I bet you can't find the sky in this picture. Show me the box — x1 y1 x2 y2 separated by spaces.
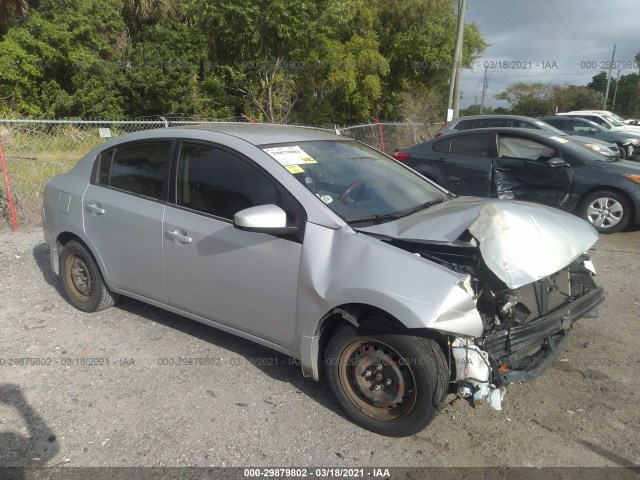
460 0 640 108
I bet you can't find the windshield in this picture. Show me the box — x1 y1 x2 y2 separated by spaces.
604 116 625 127
261 140 446 223
608 112 626 122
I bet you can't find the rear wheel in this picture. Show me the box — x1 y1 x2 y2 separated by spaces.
325 322 447 437
578 190 631 234
59 240 118 312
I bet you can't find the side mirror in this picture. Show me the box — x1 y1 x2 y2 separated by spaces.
233 204 298 235
590 128 598 133
546 157 569 168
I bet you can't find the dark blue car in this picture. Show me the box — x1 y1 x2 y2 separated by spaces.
394 127 640 233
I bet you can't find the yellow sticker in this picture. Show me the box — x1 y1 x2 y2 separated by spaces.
264 146 318 165
285 164 305 174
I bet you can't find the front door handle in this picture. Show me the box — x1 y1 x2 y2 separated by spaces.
166 230 192 244
86 203 105 215
495 167 511 172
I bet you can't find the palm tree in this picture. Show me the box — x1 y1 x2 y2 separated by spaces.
123 0 184 22
0 0 29 35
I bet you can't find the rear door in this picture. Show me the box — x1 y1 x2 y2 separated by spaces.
162 141 304 350
83 141 172 302
427 132 493 196
492 134 574 208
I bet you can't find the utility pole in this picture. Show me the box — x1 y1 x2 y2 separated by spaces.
447 0 466 121
612 69 621 111
452 0 467 118
480 65 488 114
603 44 616 110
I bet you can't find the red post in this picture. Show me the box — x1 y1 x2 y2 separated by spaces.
240 113 257 124
0 144 18 230
372 116 386 153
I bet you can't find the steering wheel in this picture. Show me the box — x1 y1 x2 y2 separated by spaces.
337 181 364 203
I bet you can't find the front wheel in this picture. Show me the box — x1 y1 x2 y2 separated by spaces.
325 323 448 437
578 190 631 234
59 240 118 312
617 145 628 159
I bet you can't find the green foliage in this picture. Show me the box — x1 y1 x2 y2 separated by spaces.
494 80 627 117
0 0 489 124
495 82 555 116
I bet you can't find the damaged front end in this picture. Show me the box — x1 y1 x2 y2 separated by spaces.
376 201 605 409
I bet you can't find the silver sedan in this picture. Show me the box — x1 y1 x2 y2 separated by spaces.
43 124 604 436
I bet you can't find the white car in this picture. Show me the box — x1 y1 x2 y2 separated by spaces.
559 110 640 134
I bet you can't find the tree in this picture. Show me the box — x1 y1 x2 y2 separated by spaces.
0 0 489 123
0 0 28 36
551 84 603 112
495 82 554 116
0 0 128 117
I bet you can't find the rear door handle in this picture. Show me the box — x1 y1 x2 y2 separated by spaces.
432 158 446 163
86 203 105 215
166 230 192 244
495 167 511 172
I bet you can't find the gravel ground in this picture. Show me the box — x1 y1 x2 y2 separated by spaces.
0 227 639 468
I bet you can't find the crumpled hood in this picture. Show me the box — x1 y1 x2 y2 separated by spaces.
358 197 598 289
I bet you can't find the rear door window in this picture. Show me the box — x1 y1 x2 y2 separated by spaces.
97 142 172 200
449 133 491 156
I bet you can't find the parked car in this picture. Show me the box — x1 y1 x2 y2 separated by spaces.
394 127 640 233
44 125 605 437
558 110 640 134
436 114 620 159
540 115 640 160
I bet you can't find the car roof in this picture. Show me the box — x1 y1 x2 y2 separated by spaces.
449 114 537 122
174 123 340 145
432 127 561 139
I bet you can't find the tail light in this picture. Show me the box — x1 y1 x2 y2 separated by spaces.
393 151 410 162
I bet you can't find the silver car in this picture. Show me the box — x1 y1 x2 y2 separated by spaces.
43 124 604 437
437 114 621 159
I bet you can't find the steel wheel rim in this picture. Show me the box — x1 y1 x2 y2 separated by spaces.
65 254 93 303
586 197 623 228
338 339 417 421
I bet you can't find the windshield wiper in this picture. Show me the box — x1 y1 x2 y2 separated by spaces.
397 197 445 217
348 197 446 225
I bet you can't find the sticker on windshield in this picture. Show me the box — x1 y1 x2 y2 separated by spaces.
264 145 318 166
285 164 305 174
549 136 569 143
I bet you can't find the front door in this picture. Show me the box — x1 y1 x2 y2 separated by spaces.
492 134 574 208
162 141 303 350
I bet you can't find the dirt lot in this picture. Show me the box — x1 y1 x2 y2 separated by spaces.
1 227 639 469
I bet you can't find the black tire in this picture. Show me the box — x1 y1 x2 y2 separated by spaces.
618 145 627 160
59 240 118 312
578 190 631 234
325 322 447 437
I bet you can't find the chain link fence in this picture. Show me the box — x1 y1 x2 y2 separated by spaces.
0 118 439 228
